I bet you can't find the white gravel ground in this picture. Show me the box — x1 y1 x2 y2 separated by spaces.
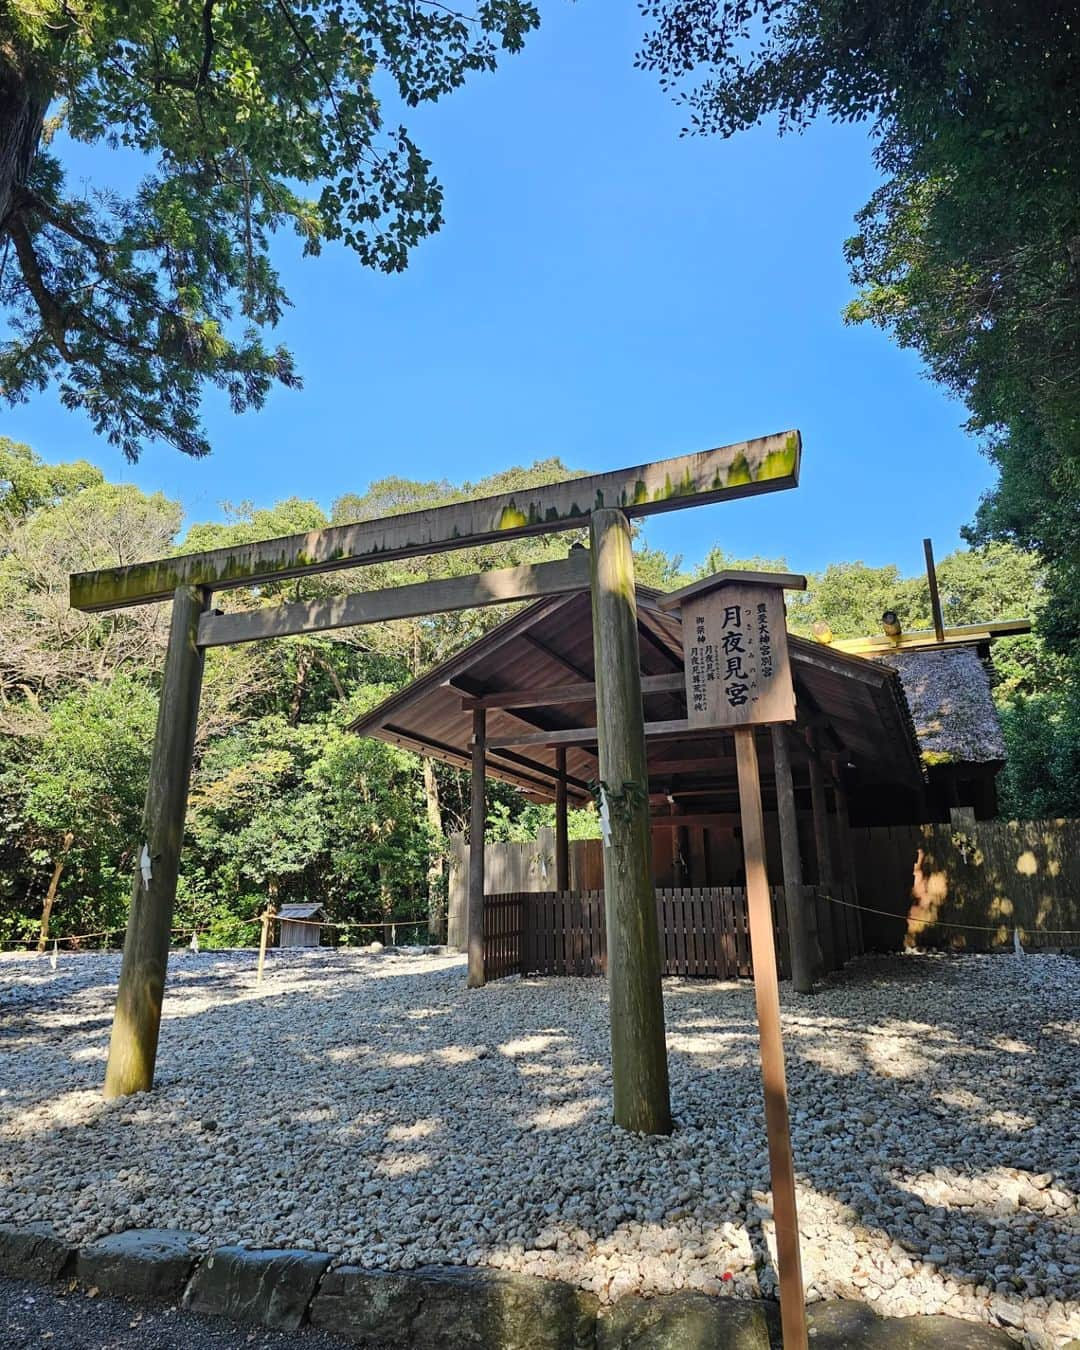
0 948 1077 1347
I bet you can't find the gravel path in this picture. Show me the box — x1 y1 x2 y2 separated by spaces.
0 1273 352 1348
0 948 1076 1348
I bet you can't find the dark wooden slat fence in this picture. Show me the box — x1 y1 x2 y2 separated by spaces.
483 884 860 981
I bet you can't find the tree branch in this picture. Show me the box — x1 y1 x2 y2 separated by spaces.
8 213 71 359
197 0 215 89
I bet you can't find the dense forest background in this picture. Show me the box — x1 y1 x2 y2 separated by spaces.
1 436 1075 950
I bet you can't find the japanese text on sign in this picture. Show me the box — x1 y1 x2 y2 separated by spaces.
683 583 795 728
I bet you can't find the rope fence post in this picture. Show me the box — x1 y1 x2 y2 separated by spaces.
256 906 275 986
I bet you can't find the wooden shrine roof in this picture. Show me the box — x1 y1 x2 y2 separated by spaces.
349 586 925 804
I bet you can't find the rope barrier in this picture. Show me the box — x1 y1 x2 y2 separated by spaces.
0 925 209 953
1 915 431 953
274 915 428 929
817 889 1080 940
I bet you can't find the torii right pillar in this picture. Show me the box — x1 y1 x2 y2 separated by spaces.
590 508 672 1136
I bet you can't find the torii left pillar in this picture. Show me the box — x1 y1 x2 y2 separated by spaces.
104 586 209 1098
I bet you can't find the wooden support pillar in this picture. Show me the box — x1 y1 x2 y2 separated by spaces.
771 725 817 995
555 746 570 892
806 733 834 890
103 586 209 1098
672 803 689 888
589 508 672 1136
832 777 864 954
735 727 808 1349
468 707 486 988
806 732 837 973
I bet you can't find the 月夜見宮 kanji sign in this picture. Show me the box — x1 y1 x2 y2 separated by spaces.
682 581 796 729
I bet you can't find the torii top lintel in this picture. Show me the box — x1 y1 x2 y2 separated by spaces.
69 430 801 613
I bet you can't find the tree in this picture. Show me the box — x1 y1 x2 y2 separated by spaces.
638 1 1080 657
0 1 539 459
0 471 180 728
0 436 101 515
18 674 158 944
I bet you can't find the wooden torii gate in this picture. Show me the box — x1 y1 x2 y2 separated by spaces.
68 430 801 1127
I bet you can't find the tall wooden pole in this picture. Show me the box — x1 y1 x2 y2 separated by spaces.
735 726 808 1350
467 706 487 988
923 537 945 643
770 726 816 995
555 746 570 892
589 508 671 1136
103 586 208 1098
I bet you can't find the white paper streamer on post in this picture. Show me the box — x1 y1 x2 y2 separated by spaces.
139 844 153 889
599 789 611 846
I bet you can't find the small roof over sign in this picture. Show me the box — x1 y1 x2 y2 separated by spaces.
278 903 325 920
658 569 808 612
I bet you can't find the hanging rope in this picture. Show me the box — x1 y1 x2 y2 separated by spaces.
817 889 1080 939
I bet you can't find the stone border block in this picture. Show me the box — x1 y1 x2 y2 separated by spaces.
807 1301 1017 1348
76 1228 201 1300
183 1245 331 1330
309 1266 425 1345
0 1223 74 1282
310 1264 599 1349
597 1290 771 1348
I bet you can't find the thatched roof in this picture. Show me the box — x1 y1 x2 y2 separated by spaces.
874 647 1005 766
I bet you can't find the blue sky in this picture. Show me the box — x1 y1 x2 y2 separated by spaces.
3 1 994 578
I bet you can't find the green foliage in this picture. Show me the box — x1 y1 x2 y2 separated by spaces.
0 437 101 516
0 1 539 459
997 678 1080 821
486 799 600 843
638 1 1080 665
13 674 158 940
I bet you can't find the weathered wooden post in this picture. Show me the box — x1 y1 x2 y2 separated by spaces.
103 586 209 1098
467 706 487 988
735 727 808 1348
661 568 809 1350
555 747 570 892
256 906 274 987
589 508 672 1136
770 725 817 994
806 731 834 891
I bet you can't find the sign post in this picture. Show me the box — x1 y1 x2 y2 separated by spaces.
660 569 809 1350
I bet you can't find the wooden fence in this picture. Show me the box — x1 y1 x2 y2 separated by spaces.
851 817 1080 951
483 884 862 981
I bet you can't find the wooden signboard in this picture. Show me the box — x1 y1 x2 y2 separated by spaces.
661 567 808 1350
681 581 796 728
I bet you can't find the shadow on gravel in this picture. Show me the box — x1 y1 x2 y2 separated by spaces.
0 950 1075 1333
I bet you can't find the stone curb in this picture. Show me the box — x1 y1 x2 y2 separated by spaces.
0 1225 1023 1348
76 1228 201 1300
0 1223 75 1283
184 1245 331 1331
